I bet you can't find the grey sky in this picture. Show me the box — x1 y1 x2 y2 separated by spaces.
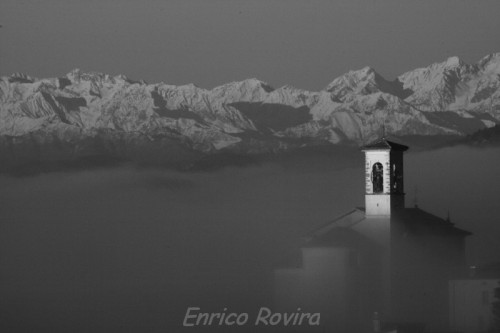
1 0 499 90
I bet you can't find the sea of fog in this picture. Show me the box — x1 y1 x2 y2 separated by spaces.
0 145 499 332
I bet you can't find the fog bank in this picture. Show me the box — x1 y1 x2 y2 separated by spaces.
0 145 498 331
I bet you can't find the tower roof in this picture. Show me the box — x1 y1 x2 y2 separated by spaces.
361 138 409 151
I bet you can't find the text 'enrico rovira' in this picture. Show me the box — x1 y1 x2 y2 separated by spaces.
183 307 320 327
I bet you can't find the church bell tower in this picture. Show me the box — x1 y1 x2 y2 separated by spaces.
362 138 409 217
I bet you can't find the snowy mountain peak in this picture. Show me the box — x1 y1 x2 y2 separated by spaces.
66 68 83 83
213 78 273 91
8 72 35 83
443 56 464 68
337 66 376 81
323 66 400 101
65 69 137 86
276 84 297 91
478 53 500 72
263 85 317 107
324 66 379 91
397 54 500 111
237 78 274 92
358 66 376 75
210 78 274 103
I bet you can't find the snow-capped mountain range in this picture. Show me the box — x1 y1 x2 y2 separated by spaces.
1 53 499 166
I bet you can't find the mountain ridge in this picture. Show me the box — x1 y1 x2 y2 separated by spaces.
1 53 499 170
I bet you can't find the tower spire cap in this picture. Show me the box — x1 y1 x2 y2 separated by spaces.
361 138 409 151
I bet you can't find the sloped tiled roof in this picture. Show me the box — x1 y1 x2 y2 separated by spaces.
392 207 472 236
306 208 366 241
304 226 377 248
304 206 471 248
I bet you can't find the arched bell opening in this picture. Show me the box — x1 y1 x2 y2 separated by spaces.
371 162 383 193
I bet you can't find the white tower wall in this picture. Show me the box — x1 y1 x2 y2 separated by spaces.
364 150 391 216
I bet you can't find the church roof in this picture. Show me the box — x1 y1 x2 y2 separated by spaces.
305 206 471 248
361 138 409 151
304 225 378 248
307 208 366 241
393 207 472 236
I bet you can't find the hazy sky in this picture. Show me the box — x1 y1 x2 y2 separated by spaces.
1 0 499 90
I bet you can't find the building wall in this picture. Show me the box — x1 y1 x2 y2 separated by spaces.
449 279 499 333
391 226 468 331
274 247 358 331
351 216 392 325
274 238 392 332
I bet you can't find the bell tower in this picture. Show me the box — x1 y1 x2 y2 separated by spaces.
361 138 408 217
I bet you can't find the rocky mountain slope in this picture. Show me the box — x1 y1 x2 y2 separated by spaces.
1 53 499 170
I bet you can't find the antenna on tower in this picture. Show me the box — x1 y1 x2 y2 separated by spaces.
446 210 451 223
413 186 419 208
379 123 387 140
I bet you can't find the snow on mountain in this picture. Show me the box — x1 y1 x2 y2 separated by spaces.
210 78 273 103
263 85 318 108
324 67 412 101
1 53 499 166
399 54 500 114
